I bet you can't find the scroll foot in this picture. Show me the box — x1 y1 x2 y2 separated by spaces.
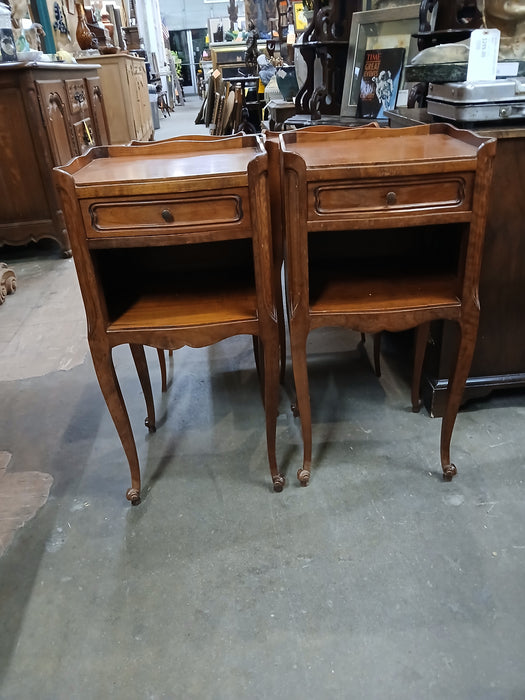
144 417 156 433
297 468 310 486
126 488 141 505
442 464 457 481
272 474 285 492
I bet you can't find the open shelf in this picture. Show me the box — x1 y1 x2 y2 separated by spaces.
93 239 257 331
307 224 463 313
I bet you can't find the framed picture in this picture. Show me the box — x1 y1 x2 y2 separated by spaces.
293 2 308 32
341 4 420 117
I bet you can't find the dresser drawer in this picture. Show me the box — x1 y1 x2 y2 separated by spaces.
310 173 474 221
81 192 250 239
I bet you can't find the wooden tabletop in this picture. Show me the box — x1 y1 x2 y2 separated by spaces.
71 150 258 186
280 129 481 170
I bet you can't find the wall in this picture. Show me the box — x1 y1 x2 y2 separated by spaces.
159 0 244 32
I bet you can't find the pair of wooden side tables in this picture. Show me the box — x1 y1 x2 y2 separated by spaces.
54 125 496 504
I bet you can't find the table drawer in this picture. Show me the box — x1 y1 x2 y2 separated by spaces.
82 193 248 238
310 174 474 220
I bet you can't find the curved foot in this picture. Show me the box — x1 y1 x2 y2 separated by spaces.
442 463 457 481
272 474 285 492
144 417 156 433
297 468 310 486
126 487 141 505
62 249 73 259
291 402 300 418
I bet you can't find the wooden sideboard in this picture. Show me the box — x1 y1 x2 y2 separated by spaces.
388 108 525 416
77 53 153 144
0 62 108 254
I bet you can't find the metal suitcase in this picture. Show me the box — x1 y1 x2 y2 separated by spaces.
427 78 525 122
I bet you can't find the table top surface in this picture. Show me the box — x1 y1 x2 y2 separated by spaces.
60 140 263 189
280 128 482 169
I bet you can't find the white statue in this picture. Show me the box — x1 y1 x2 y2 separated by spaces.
484 0 525 59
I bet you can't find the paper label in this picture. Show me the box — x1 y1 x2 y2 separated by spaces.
467 28 500 82
497 62 519 77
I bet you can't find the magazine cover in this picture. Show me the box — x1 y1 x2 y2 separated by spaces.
356 48 406 119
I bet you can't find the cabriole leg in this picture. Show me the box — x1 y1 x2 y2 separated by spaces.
130 344 156 433
91 343 142 504
289 329 312 486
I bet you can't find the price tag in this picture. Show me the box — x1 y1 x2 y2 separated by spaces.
467 28 500 82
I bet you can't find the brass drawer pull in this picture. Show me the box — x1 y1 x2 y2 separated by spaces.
386 191 397 205
161 209 174 223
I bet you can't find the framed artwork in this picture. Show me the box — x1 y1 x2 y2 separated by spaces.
341 3 420 117
293 2 308 32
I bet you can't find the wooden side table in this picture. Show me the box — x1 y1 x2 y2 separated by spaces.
54 135 283 503
280 124 496 485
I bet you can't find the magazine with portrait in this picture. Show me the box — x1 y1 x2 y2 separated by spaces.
356 48 405 119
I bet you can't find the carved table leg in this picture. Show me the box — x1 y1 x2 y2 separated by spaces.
157 348 168 393
440 316 479 480
90 342 142 504
411 322 430 413
262 331 285 492
290 328 312 486
130 344 156 433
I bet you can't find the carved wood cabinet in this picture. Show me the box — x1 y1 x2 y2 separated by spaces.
0 62 109 254
388 108 525 415
77 53 153 144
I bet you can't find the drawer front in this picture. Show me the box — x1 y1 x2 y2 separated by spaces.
311 174 474 220
83 193 248 238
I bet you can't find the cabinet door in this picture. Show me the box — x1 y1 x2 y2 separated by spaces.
125 59 152 142
35 79 75 165
0 83 49 226
85 76 109 145
64 77 91 121
65 77 96 154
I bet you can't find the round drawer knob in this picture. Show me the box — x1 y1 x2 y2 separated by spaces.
161 209 174 223
386 191 397 205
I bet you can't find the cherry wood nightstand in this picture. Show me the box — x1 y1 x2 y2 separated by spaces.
280 124 496 485
54 135 283 503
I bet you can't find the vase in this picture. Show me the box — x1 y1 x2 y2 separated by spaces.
276 65 299 101
75 1 94 51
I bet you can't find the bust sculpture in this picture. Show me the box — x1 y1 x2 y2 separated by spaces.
484 0 525 59
412 0 525 63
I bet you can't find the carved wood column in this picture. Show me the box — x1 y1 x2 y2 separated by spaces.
294 0 361 117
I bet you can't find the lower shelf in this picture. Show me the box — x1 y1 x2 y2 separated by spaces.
107 276 258 331
309 267 461 315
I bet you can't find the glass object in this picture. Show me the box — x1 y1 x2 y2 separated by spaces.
75 1 94 50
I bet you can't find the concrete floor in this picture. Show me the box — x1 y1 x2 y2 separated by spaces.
1 96 525 699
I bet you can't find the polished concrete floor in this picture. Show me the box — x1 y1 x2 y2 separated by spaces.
1 96 525 699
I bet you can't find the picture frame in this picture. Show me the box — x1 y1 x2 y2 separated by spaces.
293 2 308 33
340 4 420 117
